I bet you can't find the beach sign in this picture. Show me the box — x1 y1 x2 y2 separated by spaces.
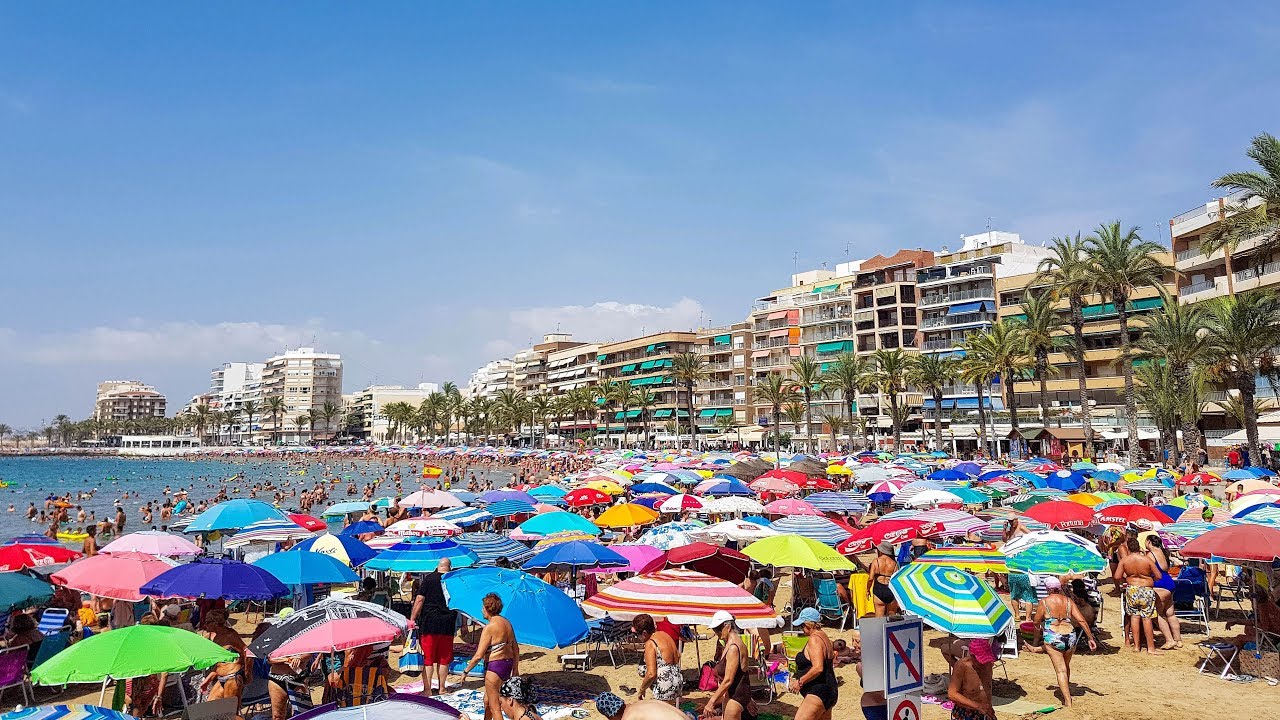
889 693 921 720
883 616 923 698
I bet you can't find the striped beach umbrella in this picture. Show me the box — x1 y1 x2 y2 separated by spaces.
453 532 534 567
581 569 781 629
764 499 821 516
1004 541 1106 574
432 506 495 528
804 492 870 513
485 500 537 518
914 546 1008 573
912 509 989 538
888 564 1013 638
223 519 315 549
532 531 600 549
1157 521 1216 549
385 518 464 538
290 532 377 567
1 707 137 720
364 538 479 572
768 516 853 546
703 496 766 515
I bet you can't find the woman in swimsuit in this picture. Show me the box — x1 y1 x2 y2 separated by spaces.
1033 577 1095 708
200 643 247 711
1145 535 1182 649
868 542 899 617
788 608 836 720
702 612 754 720
632 614 683 705
458 593 519 720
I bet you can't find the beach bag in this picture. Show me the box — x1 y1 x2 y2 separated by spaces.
699 662 718 691
399 631 424 677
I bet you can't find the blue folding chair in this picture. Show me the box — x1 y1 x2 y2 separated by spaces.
1173 570 1211 635
36 608 68 636
815 578 852 630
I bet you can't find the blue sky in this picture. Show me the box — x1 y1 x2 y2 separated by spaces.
2 2 1279 427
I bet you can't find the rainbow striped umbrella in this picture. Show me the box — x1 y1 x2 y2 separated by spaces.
888 564 1013 638
1004 541 1106 574
581 569 781 629
914 546 1008 573
1 707 136 720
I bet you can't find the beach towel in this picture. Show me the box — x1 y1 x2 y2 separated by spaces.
848 573 874 620
435 689 577 720
992 696 1057 714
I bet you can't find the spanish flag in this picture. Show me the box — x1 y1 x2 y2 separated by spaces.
422 465 443 478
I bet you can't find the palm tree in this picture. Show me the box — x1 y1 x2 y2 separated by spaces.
1036 233 1096 445
908 352 956 451
869 349 912 451
307 408 322 443
529 394 554 448
783 402 807 450
819 410 845 454
240 400 259 446
1203 291 1280 463
822 353 873 437
956 338 993 457
754 373 800 465
670 352 706 450
224 408 243 445
321 401 341 441
593 380 618 447
965 320 1034 438
1136 301 1209 463
1200 133 1280 288
1086 221 1170 465
191 405 211 445
1219 391 1273 429
1016 289 1069 425
609 382 639 448
53 414 73 447
293 414 310 442
0 424 11 450
495 389 526 445
439 382 461 444
636 390 658 448
789 356 824 454
1134 360 1181 462
264 397 286 446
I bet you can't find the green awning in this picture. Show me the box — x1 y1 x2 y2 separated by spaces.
640 360 656 370
1006 313 1027 324
596 398 607 406
621 364 636 373
655 343 668 349
645 344 656 352
597 354 608 361
812 283 840 294
1081 302 1117 318
1131 297 1164 311
713 334 731 345
820 362 833 372
655 359 673 368
613 410 641 420
716 408 733 417
816 340 853 354
676 409 689 417
654 409 673 418
699 408 718 417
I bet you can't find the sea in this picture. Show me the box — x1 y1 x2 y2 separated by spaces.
0 455 516 542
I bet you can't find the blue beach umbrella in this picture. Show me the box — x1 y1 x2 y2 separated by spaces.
443 567 588 649
1 706 138 720
1092 470 1123 484
252 550 359 585
479 490 539 505
743 515 772 527
889 564 1013 638
515 512 602 537
630 482 679 496
701 479 754 496
338 520 385 537
1043 470 1088 492
951 463 982 477
486 500 537 518
1223 469 1260 480
449 491 480 504
453 532 534 567
365 538 479 573
528 486 568 499
141 557 289 600
432 506 495 527
1152 505 1185 522
0 572 53 612
291 532 377 567
803 492 869 513
521 540 628 573
4 535 61 546
768 517 853 546
1005 542 1106 575
186 500 289 533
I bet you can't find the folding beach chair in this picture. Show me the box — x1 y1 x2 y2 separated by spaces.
339 664 389 707
37 608 69 636
814 578 852 630
0 647 31 705
1173 574 1211 635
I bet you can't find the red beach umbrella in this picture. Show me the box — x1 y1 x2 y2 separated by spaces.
1095 504 1168 527
0 544 83 572
639 542 752 584
1022 501 1095 530
837 519 936 555
564 488 613 507
1180 524 1280 563
288 514 329 532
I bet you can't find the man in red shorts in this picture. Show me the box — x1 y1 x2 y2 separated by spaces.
409 557 457 696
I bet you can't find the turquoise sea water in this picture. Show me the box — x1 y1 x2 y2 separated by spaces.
0 456 514 541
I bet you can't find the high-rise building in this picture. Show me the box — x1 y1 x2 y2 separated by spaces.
596 331 698 443
261 347 344 443
694 322 754 435
208 362 266 444
1171 191 1276 303
345 383 441 441
94 380 167 423
512 334 587 396
466 359 516 398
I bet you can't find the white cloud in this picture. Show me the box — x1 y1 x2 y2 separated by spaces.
553 75 661 95
505 298 705 347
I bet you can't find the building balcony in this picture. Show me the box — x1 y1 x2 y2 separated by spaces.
1178 276 1228 301
697 379 733 390
801 311 853 326
918 287 996 307
922 339 957 351
917 265 994 288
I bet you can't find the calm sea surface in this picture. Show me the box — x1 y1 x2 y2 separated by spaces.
0 456 515 542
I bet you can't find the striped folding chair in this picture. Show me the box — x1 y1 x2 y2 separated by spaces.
36 608 69 636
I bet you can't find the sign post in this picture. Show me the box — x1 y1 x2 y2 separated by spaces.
881 615 923 716
889 693 922 720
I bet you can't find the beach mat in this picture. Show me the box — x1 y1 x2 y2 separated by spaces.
993 696 1057 714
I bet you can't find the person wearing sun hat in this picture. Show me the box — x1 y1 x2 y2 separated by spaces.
703 611 755 720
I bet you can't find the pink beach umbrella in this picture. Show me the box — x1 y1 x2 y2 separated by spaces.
100 531 202 557
764 498 820 516
50 551 178 601
585 544 663 574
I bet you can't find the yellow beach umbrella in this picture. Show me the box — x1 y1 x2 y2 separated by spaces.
594 503 660 529
584 480 626 495
1066 492 1104 507
827 465 853 476
693 469 714 478
534 531 598 549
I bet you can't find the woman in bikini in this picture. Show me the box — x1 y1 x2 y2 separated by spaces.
1033 577 1096 708
200 643 247 711
457 593 519 720
788 608 836 720
868 542 899 617
702 611 754 720
633 614 683 706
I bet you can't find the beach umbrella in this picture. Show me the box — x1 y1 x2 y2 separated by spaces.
0 571 53 612
999 529 1099 555
928 469 971 481
0 543 82 573
698 479 755 497
1095 504 1168 527
837 519 935 554
889 565 1013 638
187 499 289 533
478 489 539 505
99 531 202 557
248 597 408 659
443 567 588 649
287 514 329 532
904 489 965 509
1065 493 1105 507
252 551 359 585
658 494 704 513
532 531 601 548
140 557 290 600
1005 542 1106 574
279 694 460 720
915 547 1009 573
515 511 602 537
485 500 537 518
399 489 464 510
1158 521 1217 548
867 479 908 503
768 516 853 546
1042 470 1088 492
31 625 235 684
528 485 569 499
1178 471 1221 487
826 464 853 476
0 706 137 720
432 506 495 528
763 498 820 516
1168 494 1222 509
742 534 856 571
693 520 780 544
1180 523 1280 563
521 540 628 574
892 480 945 506
1223 470 1271 483
1235 504 1280 523
636 523 701 551
639 542 752 583
1023 500 1096 530
595 503 661 528
803 491 869 513
750 475 802 495
2 535 60 546
563 488 613 507
1123 478 1173 493
338 520 385 537
703 496 766 515
291 532 377 567
1152 505 1185 522
385 518 464 537
582 569 781 629
910 508 989 538
453 532 534 567
449 491 480 504
583 480 627 496
365 538 479 573
224 518 315 549
51 552 178 602
584 544 663 574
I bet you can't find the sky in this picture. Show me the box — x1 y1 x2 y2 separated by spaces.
2 2 1279 427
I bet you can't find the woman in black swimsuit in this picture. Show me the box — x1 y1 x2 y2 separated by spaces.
703 612 755 720
869 542 899 616
789 608 837 720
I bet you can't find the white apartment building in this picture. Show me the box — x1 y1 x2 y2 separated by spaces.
94 380 167 423
209 361 266 444
466 359 516 398
346 383 440 441
261 347 344 443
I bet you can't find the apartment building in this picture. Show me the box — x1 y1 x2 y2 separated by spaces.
596 331 697 441
260 347 344 443
512 333 587 396
94 380 167 423
208 361 266 443
1171 191 1275 303
694 322 754 434
747 270 816 434
543 343 600 436
345 383 440 441
466 359 516 399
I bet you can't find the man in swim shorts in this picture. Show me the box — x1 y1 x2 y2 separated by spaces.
1113 536 1163 655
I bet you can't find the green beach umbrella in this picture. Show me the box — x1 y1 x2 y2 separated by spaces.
1009 496 1052 512
31 625 235 684
741 534 856 571
1167 495 1222 509
1004 541 1106 575
888 564 1013 638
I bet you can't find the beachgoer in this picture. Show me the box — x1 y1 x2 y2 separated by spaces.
869 542 899 616
855 660 886 720
702 611 754 720
499 676 542 720
789 608 836 720
409 558 458 697
1113 536 1163 654
947 638 997 720
595 693 689 720
1032 577 1096 707
1145 535 1182 649
456 593 519 720
1 613 44 649
632 613 682 705
200 642 248 711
